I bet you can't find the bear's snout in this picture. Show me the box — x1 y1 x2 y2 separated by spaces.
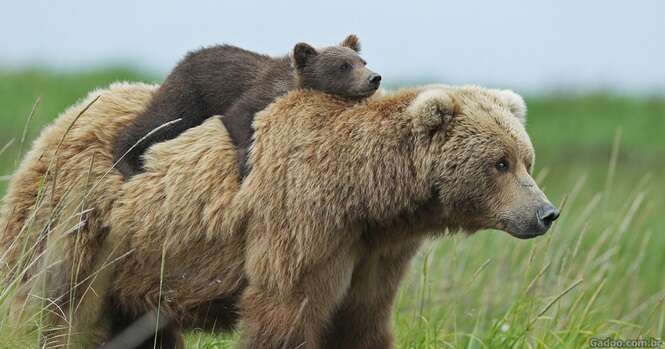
509 200 560 239
537 203 560 230
368 73 382 89
499 174 560 240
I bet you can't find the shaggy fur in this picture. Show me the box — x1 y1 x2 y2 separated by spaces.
114 34 380 179
0 83 191 347
0 82 556 348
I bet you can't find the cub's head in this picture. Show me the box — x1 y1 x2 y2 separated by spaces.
292 34 381 99
408 86 559 239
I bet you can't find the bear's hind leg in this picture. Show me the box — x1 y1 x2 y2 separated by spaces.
113 87 204 180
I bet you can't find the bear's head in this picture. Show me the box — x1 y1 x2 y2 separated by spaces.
292 34 381 100
408 86 559 239
240 85 558 242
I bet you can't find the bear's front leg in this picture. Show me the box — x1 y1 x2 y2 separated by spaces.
323 240 422 349
237 250 357 349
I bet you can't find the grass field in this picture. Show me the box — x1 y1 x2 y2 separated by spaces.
0 68 663 348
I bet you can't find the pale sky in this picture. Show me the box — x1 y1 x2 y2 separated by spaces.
2 0 664 93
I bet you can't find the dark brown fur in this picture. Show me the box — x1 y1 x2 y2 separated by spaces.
114 35 380 179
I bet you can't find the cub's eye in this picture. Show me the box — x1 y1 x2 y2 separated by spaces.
496 158 509 173
361 59 367 66
340 62 352 71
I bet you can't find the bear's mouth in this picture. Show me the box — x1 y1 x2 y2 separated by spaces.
500 218 550 240
512 231 546 240
357 89 379 98
346 85 380 99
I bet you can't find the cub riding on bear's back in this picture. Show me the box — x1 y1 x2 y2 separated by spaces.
114 34 381 179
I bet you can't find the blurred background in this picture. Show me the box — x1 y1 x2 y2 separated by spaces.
0 1 663 347
2 0 665 93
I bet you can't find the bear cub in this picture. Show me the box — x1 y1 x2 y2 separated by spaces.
114 34 381 179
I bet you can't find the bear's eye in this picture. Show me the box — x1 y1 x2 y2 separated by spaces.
340 62 352 71
496 158 509 173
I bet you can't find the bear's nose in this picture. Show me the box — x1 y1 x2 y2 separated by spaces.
537 204 560 227
369 74 382 87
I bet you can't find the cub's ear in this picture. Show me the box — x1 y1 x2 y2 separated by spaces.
408 89 457 133
293 43 318 70
340 34 361 53
497 89 527 124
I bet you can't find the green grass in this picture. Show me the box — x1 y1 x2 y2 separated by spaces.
1 68 663 348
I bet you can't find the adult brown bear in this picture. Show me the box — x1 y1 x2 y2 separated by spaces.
0 83 558 348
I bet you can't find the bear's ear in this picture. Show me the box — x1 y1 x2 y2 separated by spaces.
340 34 361 53
293 43 318 70
407 89 457 133
497 89 527 124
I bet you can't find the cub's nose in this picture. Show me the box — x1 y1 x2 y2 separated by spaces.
369 74 382 88
537 204 560 228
